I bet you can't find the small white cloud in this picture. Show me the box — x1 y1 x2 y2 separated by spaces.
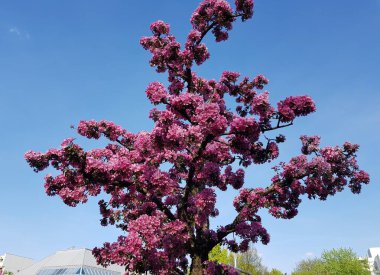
9 27 21 35
9 26 30 39
305 252 314 257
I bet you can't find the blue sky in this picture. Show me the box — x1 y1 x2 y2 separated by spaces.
0 0 379 273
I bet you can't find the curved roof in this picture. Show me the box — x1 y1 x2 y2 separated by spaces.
16 248 124 275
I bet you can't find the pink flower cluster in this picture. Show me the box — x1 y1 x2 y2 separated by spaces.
25 151 49 172
235 0 254 21
233 139 370 226
194 103 228 135
230 117 260 141
150 20 170 36
300 135 321 155
145 82 168 104
252 74 269 90
191 0 233 42
77 120 126 141
93 214 189 273
191 188 217 227
251 91 274 121
223 166 245 189
278 95 316 122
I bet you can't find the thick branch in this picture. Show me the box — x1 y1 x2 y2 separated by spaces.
176 134 215 254
137 187 176 221
195 22 217 46
181 134 214 211
166 102 195 125
214 182 283 245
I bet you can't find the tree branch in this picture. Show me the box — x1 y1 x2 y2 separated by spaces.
137 187 176 221
262 121 293 133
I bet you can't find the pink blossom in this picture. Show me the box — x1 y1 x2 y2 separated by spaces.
191 0 234 42
251 91 274 120
300 135 321 155
278 95 316 122
235 0 254 21
145 82 167 104
343 141 360 154
25 151 49 171
150 20 170 36
193 43 210 65
230 116 260 142
194 103 228 135
221 71 240 83
252 74 269 89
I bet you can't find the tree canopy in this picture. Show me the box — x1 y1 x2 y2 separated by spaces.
25 0 370 274
293 248 370 275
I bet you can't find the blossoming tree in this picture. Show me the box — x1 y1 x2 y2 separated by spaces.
25 0 370 274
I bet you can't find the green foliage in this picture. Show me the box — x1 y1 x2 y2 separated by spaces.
268 268 283 275
208 244 234 266
319 248 370 275
292 258 324 274
236 247 267 274
208 245 284 275
293 248 370 275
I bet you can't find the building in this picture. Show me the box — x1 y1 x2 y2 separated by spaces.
0 253 34 274
368 247 380 275
15 248 125 275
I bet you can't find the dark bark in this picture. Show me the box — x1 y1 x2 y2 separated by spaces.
190 253 208 275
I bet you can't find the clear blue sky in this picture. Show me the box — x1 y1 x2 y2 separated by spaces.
0 0 379 273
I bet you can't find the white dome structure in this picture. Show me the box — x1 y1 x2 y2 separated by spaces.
16 248 125 275
0 253 34 274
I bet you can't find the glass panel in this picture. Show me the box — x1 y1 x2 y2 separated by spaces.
83 267 91 275
37 267 84 275
36 267 122 275
81 267 120 275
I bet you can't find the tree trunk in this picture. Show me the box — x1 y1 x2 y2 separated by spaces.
190 255 206 275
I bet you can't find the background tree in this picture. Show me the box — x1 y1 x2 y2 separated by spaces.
267 269 282 275
292 248 370 275
292 258 324 275
319 248 370 275
25 0 370 274
236 247 267 274
209 244 234 266
209 245 283 275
